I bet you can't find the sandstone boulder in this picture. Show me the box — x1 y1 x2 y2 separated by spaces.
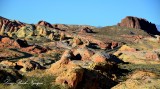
37 20 53 28
36 25 47 36
60 32 65 41
60 50 75 63
1 37 14 44
46 50 84 89
16 25 35 38
91 51 110 63
72 37 82 47
73 47 95 61
48 33 54 40
55 67 84 89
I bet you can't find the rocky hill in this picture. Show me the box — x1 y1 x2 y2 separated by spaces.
118 16 159 35
0 16 160 89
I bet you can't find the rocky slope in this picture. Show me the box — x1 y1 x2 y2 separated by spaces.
0 16 160 89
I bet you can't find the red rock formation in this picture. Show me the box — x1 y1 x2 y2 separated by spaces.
37 20 53 28
118 16 159 35
0 16 25 32
0 37 28 48
47 50 84 89
1 37 14 44
0 36 46 54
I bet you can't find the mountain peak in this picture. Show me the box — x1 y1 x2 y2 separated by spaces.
118 16 159 35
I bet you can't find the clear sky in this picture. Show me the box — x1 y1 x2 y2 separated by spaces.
0 0 159 26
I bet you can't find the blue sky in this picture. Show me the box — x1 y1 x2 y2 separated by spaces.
0 0 159 26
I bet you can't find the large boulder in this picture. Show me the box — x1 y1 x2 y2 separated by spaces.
14 39 28 47
47 50 84 89
60 50 75 63
118 16 159 35
73 47 95 61
36 25 47 36
55 67 84 89
16 25 35 38
1 37 14 44
72 37 83 47
48 33 54 40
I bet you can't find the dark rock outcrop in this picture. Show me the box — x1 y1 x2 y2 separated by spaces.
118 16 159 35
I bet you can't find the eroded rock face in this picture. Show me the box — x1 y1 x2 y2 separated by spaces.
0 16 25 33
37 20 53 28
118 16 159 35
